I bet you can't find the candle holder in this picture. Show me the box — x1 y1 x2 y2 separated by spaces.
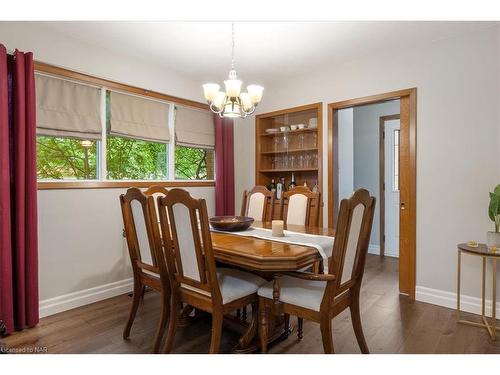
272 220 285 237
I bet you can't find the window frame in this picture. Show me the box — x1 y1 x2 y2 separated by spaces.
35 62 215 190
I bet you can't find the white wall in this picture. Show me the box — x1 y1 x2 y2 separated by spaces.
337 108 354 202
0 23 215 316
353 100 400 246
233 115 257 212
246 26 500 311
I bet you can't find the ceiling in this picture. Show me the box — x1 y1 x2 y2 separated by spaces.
35 21 495 86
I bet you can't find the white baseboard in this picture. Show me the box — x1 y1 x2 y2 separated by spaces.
416 285 500 316
39 278 134 318
368 244 399 258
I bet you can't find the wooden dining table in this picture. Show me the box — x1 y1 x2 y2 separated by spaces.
211 221 334 271
209 221 335 352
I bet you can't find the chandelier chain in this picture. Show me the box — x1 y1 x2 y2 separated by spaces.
231 22 235 70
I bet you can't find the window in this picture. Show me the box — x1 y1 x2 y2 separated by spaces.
393 129 400 191
35 73 215 183
107 137 168 180
37 136 98 180
175 146 214 180
174 105 215 180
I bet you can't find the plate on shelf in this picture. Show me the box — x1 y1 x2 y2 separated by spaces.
265 128 279 133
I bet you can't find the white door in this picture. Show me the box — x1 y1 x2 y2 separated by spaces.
384 120 400 257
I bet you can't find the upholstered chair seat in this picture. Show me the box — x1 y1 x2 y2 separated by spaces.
258 276 326 311
182 268 266 304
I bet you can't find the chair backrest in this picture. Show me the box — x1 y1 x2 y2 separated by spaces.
157 188 222 304
325 189 376 299
144 185 169 232
120 188 167 279
280 186 321 226
241 185 275 222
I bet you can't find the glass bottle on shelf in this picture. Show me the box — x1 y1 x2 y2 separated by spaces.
267 178 276 192
312 180 319 193
303 180 309 189
276 178 285 200
288 173 296 190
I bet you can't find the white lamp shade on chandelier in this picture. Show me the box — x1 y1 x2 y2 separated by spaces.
203 24 264 118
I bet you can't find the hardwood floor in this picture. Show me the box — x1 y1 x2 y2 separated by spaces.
3 254 500 354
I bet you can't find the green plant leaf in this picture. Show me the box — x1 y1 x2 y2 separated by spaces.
489 195 500 222
494 184 500 196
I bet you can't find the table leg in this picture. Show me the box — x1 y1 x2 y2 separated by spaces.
493 259 497 340
456 250 461 321
482 257 486 317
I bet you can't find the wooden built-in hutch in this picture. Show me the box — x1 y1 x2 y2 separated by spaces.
255 103 323 221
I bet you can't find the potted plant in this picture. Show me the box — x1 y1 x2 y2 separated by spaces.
487 184 500 248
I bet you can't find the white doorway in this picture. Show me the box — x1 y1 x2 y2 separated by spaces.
381 117 400 257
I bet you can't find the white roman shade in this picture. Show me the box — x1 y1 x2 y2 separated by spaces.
175 106 215 149
110 91 170 143
36 74 102 139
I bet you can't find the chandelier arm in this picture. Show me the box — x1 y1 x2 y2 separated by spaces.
241 106 256 116
209 102 224 114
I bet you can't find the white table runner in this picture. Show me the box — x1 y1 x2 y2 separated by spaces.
211 226 334 273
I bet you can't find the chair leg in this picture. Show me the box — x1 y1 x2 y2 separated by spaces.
350 292 369 354
320 316 334 354
238 302 258 349
152 293 170 353
209 312 223 354
123 282 141 340
242 306 247 322
259 299 269 353
297 317 303 340
162 294 179 354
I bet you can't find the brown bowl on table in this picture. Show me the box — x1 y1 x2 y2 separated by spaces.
209 216 254 232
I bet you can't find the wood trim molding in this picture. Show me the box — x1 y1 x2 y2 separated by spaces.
255 102 323 119
327 88 417 300
34 61 209 111
328 89 416 110
38 180 215 190
379 114 401 258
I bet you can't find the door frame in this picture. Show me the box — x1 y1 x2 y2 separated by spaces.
327 88 416 299
379 114 401 258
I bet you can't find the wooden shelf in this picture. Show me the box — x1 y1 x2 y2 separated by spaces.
260 147 318 155
260 168 319 173
260 128 319 137
255 102 323 225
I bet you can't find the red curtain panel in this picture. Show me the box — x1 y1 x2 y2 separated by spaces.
214 116 235 216
0 45 38 334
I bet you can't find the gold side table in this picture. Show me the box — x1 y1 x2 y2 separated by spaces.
457 243 500 340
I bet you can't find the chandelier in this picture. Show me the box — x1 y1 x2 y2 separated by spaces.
202 24 264 118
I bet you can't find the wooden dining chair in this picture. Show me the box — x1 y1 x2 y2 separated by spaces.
119 187 171 353
157 188 267 353
280 186 321 227
240 185 275 222
258 189 376 354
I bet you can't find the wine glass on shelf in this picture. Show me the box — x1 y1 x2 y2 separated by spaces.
312 153 318 168
289 154 296 169
304 153 312 168
297 154 305 169
311 132 318 148
297 133 305 149
273 136 279 152
281 131 289 152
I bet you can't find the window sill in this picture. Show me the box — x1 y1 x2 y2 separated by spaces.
37 180 216 190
